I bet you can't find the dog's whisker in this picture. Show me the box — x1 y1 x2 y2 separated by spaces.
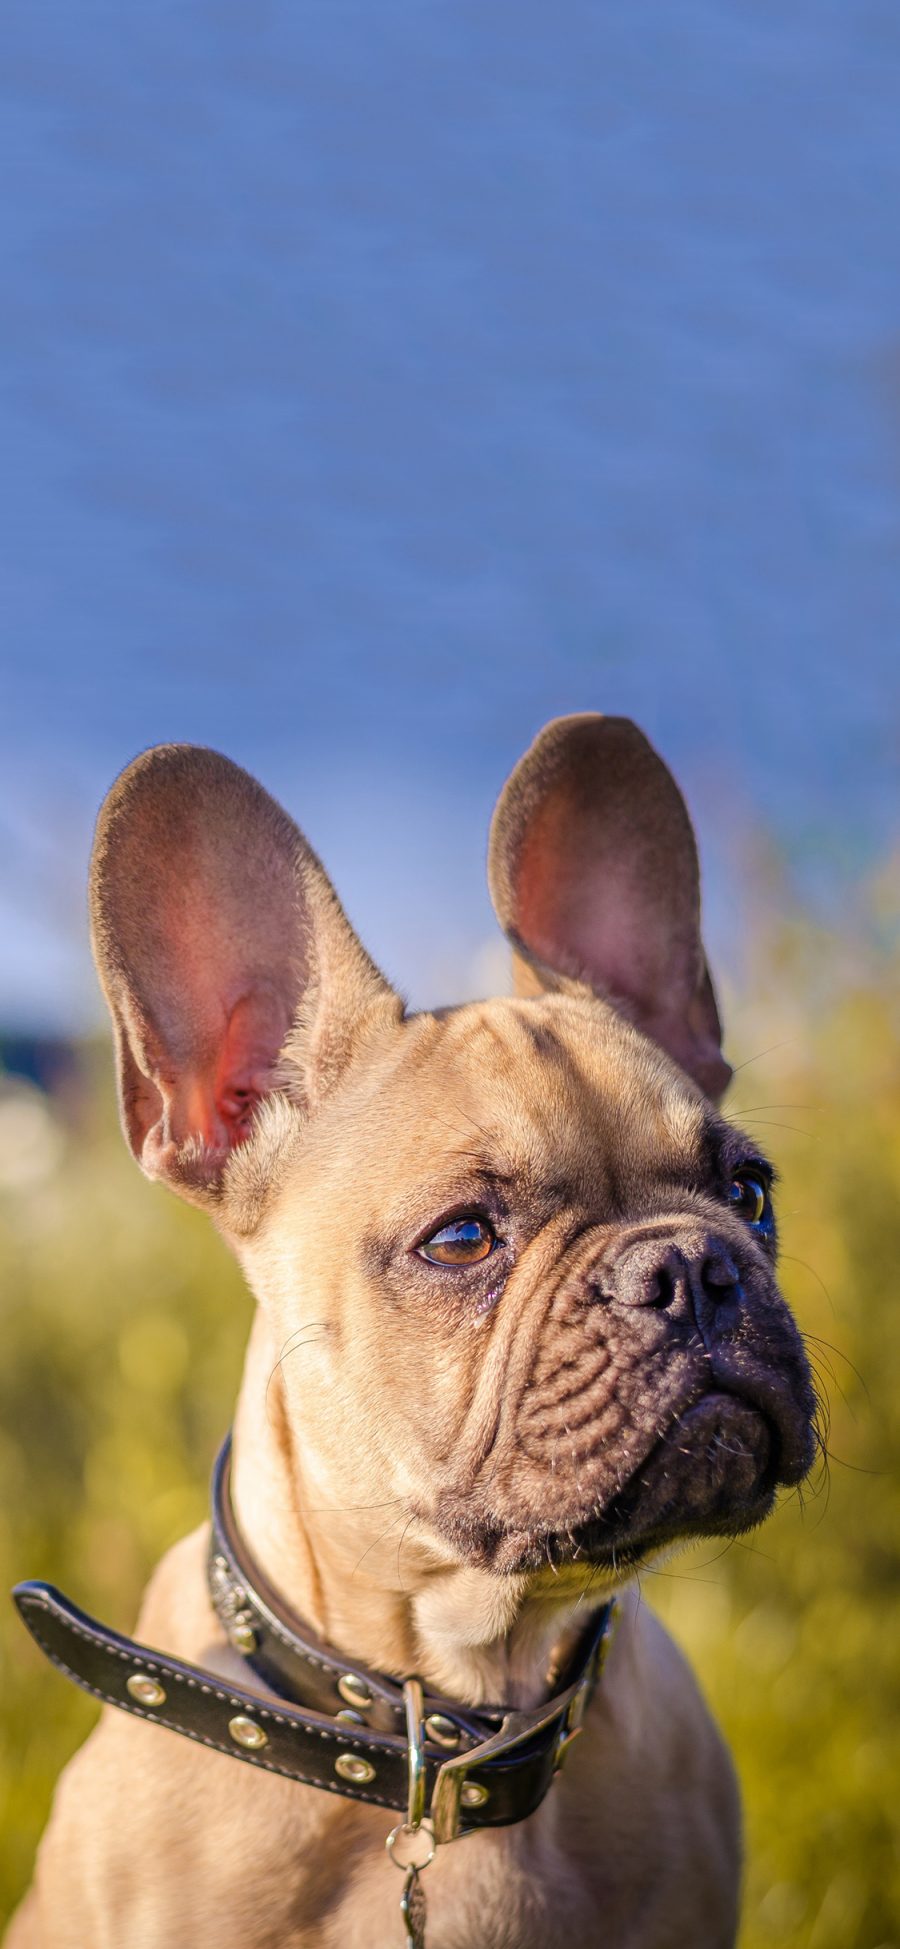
803 1331 866 1395
731 1102 813 1115
638 1557 734 1588
727 1042 794 1075
721 1535 775 1565
395 1515 417 1594
304 1497 404 1516
265 1326 328 1417
349 1511 408 1581
739 1118 814 1139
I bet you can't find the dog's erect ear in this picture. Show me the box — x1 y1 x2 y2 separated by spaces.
488 715 731 1099
90 745 400 1210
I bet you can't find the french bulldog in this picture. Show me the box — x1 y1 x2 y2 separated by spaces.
7 715 816 1949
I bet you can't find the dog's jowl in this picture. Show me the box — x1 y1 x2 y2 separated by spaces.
8 716 816 1949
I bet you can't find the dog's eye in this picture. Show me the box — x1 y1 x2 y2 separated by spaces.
417 1217 497 1265
728 1170 769 1226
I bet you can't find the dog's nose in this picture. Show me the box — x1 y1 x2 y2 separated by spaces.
594 1235 743 1330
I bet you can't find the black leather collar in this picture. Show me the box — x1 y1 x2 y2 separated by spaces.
208 1434 532 1744
13 1433 616 1841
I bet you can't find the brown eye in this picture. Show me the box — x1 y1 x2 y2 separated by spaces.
728 1170 769 1226
417 1217 497 1266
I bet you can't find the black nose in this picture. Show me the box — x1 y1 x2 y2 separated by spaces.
595 1235 743 1332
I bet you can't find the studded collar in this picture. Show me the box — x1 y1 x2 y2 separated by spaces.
209 1433 542 1748
14 1433 616 1842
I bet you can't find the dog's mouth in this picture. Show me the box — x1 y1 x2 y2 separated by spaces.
432 1380 814 1578
560 1390 781 1570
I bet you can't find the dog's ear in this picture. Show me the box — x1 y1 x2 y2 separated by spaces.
90 745 401 1212
488 714 731 1099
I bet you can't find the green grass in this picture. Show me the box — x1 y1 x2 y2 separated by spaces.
2 891 898 1945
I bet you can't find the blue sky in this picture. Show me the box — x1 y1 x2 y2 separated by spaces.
1 2 898 1030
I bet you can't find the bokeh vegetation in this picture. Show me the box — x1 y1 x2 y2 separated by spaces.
1 872 898 1946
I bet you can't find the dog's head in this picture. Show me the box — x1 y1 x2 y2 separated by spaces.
90 717 816 1585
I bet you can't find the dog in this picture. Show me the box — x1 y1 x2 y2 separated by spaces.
8 715 816 1948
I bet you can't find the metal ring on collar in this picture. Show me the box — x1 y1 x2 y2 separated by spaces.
386 1821 436 1873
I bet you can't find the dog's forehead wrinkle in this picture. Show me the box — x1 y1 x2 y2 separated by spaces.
262 994 721 1246
239 997 728 1284
434 997 696 1170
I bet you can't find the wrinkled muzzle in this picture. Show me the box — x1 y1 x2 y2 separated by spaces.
429 1217 818 1576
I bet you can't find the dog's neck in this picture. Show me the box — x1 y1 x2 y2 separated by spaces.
230 1312 608 1711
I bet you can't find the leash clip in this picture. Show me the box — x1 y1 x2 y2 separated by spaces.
386 1679 435 1945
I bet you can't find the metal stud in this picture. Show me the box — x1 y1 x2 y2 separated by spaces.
460 1780 489 1808
335 1708 365 1725
228 1715 268 1750
337 1671 374 1710
425 1713 461 1750
126 1672 167 1708
229 1621 258 1655
218 1584 247 1622
334 1752 376 1785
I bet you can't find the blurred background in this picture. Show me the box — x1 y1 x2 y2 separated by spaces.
1 4 898 1943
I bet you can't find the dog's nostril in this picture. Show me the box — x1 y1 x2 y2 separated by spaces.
701 1253 742 1304
646 1264 676 1309
592 1243 688 1310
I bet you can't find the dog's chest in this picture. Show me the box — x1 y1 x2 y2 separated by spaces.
309 1821 602 1949
283 1767 692 1949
